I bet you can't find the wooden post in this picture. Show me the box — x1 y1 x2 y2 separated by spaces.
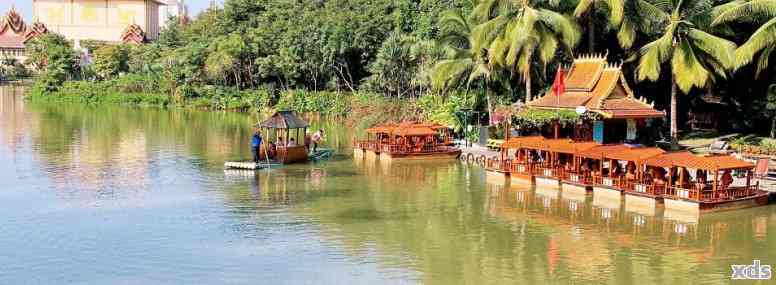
713 169 719 193
668 167 673 186
679 167 685 186
553 121 559 139
746 169 752 188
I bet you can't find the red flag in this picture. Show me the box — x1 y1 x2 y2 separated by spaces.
552 68 565 96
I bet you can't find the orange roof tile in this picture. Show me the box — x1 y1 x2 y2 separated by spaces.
576 144 631 159
393 126 438 137
605 147 664 162
501 136 545 149
644 152 754 170
565 59 605 91
519 139 599 154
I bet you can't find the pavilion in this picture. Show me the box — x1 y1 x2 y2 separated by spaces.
526 54 665 144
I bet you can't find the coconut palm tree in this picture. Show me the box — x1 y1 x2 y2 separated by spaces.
635 0 737 144
712 0 776 76
574 0 660 50
431 10 499 121
471 0 580 103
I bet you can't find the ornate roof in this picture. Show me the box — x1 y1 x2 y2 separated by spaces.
0 7 48 49
0 7 27 49
24 21 48 43
121 24 146 44
0 7 25 35
259 111 310 129
528 54 664 119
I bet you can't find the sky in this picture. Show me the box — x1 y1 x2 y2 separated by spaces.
1 0 223 21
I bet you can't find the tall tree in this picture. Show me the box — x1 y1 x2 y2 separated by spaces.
635 0 737 144
574 0 658 50
430 10 498 120
713 0 776 76
472 0 580 103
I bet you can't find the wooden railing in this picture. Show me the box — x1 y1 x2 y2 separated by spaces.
381 144 457 154
510 161 535 175
664 184 761 202
353 140 380 151
591 175 627 189
561 171 593 185
622 181 665 197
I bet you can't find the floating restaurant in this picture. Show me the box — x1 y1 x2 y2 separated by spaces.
353 122 460 161
485 55 768 214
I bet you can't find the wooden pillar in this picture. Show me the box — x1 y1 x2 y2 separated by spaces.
668 167 673 186
553 121 559 139
746 169 752 187
713 170 719 192
679 167 685 186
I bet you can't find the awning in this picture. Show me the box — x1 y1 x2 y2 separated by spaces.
643 151 754 170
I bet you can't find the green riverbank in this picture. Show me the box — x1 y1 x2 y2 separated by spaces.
26 76 466 130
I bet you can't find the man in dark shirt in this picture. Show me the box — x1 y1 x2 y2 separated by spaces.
252 131 263 163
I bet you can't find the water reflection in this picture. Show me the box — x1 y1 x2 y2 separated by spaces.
2 84 776 284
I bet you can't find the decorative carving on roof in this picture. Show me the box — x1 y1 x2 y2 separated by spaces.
121 24 146 44
527 55 664 119
0 7 26 36
24 21 48 43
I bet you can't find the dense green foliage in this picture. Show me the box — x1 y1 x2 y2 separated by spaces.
25 0 776 138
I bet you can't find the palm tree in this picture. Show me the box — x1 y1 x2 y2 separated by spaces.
472 0 580 103
635 0 737 144
431 10 498 120
712 0 776 76
574 0 658 50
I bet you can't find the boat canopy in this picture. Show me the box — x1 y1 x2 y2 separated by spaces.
603 147 665 162
643 151 754 171
259 111 309 130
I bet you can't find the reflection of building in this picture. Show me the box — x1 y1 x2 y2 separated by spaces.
32 0 165 43
0 8 48 62
159 0 188 28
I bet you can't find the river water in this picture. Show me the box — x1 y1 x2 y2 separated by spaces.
1 84 775 284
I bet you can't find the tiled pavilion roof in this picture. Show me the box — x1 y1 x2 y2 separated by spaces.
528 54 664 119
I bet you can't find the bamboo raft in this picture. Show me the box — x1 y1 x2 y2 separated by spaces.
224 149 335 170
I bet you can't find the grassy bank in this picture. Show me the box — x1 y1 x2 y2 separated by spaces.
26 77 461 129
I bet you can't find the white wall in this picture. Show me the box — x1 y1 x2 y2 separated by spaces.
33 0 160 42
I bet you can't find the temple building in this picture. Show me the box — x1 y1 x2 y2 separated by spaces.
0 7 48 63
32 0 165 44
526 54 665 144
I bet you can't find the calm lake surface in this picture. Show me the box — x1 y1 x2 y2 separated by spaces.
1 84 776 284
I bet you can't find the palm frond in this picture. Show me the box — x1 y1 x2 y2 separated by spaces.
672 39 710 93
735 17 776 69
606 0 625 26
574 0 596 18
617 16 636 49
538 9 581 49
712 0 776 25
430 58 474 91
687 28 737 69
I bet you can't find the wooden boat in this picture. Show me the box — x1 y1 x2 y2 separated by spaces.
642 152 769 214
225 111 334 170
353 121 460 161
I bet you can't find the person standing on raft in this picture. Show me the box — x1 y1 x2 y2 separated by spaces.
251 131 263 163
311 129 324 153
